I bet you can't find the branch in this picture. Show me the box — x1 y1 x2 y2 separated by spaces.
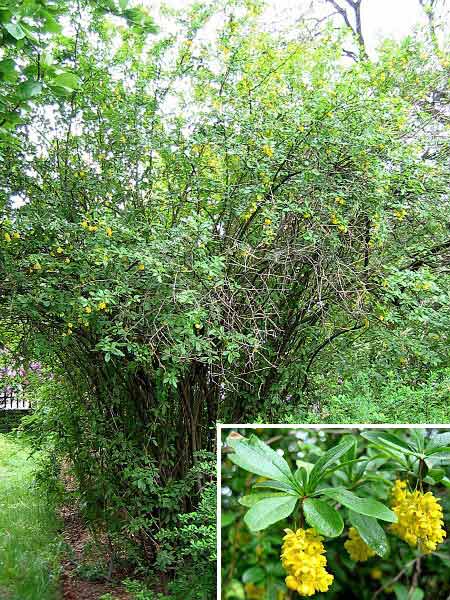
402 238 450 271
302 324 364 392
325 0 367 58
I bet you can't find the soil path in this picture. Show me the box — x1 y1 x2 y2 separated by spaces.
60 502 131 600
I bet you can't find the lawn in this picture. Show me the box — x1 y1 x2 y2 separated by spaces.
0 434 62 600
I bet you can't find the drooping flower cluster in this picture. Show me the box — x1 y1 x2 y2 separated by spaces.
281 528 334 597
390 479 446 553
344 527 376 562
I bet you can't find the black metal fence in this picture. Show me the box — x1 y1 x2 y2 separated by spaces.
0 387 30 410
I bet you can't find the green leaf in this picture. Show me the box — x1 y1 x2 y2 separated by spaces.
242 566 265 584
51 72 80 94
426 432 450 453
320 489 397 522
3 22 26 40
393 584 424 600
253 480 294 492
294 466 308 489
426 468 445 482
348 511 389 557
224 580 245 600
239 492 290 507
221 512 238 527
17 80 42 100
303 498 344 538
425 452 450 468
410 429 425 452
308 438 355 490
227 434 294 485
295 460 314 475
244 495 297 532
361 432 417 456
42 15 62 34
0 59 17 82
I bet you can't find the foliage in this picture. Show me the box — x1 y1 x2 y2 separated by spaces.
0 0 157 143
0 434 62 600
0 1 449 423
222 428 450 599
0 410 28 432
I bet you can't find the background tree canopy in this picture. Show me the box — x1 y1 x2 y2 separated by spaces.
0 0 449 597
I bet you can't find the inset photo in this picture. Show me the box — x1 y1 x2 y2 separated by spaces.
219 426 450 600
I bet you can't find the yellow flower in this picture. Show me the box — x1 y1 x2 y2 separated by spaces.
394 208 407 221
106 227 113 237
84 306 92 314
264 218 272 225
390 480 446 554
33 263 42 271
98 301 107 310
281 528 334 597
262 144 274 158
81 220 88 228
344 527 376 562
138 263 145 271
4 233 11 242
57 247 63 254
88 225 98 232
13 232 20 239
370 568 383 580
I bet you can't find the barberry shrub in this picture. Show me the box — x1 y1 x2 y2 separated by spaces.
222 429 450 599
0 0 449 596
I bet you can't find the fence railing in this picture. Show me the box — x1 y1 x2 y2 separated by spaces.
0 388 30 410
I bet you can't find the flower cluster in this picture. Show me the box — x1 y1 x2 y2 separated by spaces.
344 527 376 562
390 479 446 553
281 528 334 597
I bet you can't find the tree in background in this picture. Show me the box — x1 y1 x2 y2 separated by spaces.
0 0 156 143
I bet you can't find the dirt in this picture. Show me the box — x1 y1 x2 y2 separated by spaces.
60 497 131 600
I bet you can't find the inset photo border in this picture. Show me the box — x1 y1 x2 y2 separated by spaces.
217 424 450 600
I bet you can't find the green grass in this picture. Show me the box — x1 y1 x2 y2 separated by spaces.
264 369 450 424
0 434 62 600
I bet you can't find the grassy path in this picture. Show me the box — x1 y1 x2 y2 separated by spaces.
0 434 61 600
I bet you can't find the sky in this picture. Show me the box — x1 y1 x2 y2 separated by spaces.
151 0 430 56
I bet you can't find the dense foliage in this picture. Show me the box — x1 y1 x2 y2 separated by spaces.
222 428 450 599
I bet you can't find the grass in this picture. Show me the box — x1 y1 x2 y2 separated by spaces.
263 368 450 424
0 434 62 600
